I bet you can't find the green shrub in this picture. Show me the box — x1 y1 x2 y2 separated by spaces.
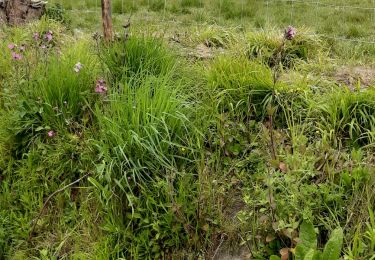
44 3 71 26
293 221 343 260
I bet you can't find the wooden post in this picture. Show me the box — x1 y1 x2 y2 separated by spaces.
101 0 113 41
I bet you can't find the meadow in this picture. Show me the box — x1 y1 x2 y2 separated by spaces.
1 0 375 259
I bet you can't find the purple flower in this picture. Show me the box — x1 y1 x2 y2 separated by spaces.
73 62 83 73
33 32 40 41
45 31 53 42
284 26 297 40
8 43 15 50
47 130 56 137
19 44 26 52
95 85 108 93
97 79 105 85
11 52 23 60
95 79 108 94
46 34 52 42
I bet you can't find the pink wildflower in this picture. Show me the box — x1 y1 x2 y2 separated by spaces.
73 62 83 73
33 32 40 41
19 44 26 52
11 52 23 60
97 79 105 85
95 85 108 93
95 79 108 94
284 26 297 40
8 43 15 50
45 31 53 42
41 44 46 49
47 130 56 137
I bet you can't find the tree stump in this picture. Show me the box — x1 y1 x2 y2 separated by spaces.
0 1 6 24
0 0 46 26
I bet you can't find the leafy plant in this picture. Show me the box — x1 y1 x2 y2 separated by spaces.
294 221 343 260
44 3 71 26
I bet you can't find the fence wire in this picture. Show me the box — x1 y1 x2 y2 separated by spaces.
57 0 375 45
274 0 375 10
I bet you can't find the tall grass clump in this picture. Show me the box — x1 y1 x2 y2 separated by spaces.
34 41 98 123
314 87 375 146
195 26 236 48
92 77 203 258
100 37 177 83
0 26 102 258
4 41 98 157
246 29 326 68
112 0 138 14
207 55 274 119
148 0 166 12
95 76 196 175
214 0 256 20
91 38 207 257
181 0 204 8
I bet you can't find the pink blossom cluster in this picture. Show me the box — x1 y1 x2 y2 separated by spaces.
95 79 108 94
8 43 26 61
48 130 56 138
74 62 83 73
284 26 297 40
33 30 54 49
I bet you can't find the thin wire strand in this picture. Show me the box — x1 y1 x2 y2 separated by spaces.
73 0 375 45
273 0 375 11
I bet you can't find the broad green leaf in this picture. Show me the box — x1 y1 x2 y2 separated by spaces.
270 255 281 260
304 249 315 260
313 251 322 260
300 221 317 249
295 244 309 260
322 227 343 260
304 249 322 260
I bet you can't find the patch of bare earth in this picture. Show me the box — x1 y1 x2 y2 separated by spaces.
209 185 251 260
334 66 375 90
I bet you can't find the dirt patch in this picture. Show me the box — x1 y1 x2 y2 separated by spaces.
214 247 251 260
335 66 375 90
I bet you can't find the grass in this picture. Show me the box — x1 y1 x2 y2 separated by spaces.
1 1 375 259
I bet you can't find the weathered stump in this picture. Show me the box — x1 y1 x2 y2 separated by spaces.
0 7 6 24
0 0 46 26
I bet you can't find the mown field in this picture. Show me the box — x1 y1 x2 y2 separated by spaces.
1 0 375 259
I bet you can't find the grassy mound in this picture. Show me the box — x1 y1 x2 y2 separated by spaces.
1 5 375 259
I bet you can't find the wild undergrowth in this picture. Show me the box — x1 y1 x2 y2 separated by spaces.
1 5 375 260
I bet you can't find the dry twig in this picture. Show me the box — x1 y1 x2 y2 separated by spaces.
28 172 91 242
